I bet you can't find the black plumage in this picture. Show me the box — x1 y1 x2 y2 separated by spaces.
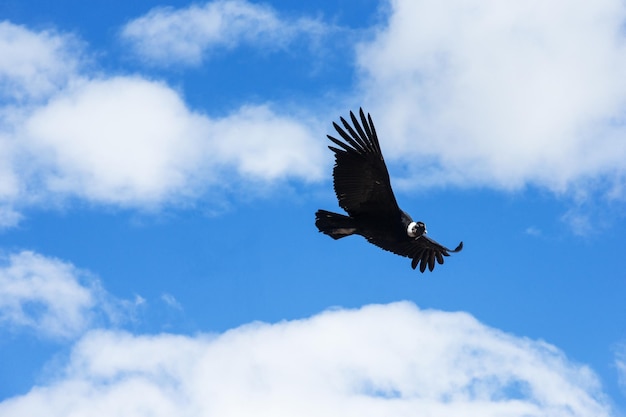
315 109 463 272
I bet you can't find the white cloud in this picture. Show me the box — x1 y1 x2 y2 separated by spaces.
0 21 81 215
357 0 626 193
121 0 328 66
160 293 182 310
616 344 626 397
0 20 325 218
22 76 211 206
0 251 135 339
207 105 325 182
0 206 22 228
524 226 542 237
0 302 613 416
13 0 626 220
0 21 80 102
560 209 593 236
17 78 324 207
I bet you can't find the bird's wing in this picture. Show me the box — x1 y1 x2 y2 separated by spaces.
368 234 464 273
327 108 400 218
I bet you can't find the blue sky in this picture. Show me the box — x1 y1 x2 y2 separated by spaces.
0 0 625 415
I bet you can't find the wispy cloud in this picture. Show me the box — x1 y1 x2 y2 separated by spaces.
616 343 626 397
120 0 330 66
356 0 626 195
0 206 22 228
161 293 182 310
524 226 542 237
561 209 594 236
0 251 138 339
0 302 613 416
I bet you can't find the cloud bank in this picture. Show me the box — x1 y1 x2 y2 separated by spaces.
121 0 329 66
0 302 612 416
357 0 626 193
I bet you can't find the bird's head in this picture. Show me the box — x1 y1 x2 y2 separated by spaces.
407 221 427 238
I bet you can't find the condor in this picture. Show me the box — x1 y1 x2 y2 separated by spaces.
315 109 463 272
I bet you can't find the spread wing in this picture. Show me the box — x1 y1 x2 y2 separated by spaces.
369 234 464 273
327 108 400 218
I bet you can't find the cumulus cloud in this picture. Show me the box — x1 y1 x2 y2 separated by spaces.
21 76 211 206
0 21 81 102
0 302 613 416
0 21 81 217
357 0 626 193
11 0 626 220
207 105 325 182
17 79 324 207
0 20 325 218
0 251 135 339
121 0 329 66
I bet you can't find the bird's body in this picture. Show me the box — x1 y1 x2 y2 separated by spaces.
315 109 462 272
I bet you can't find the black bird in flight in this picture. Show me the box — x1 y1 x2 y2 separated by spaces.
315 109 463 272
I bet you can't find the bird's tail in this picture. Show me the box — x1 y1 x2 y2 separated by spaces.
315 210 356 240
